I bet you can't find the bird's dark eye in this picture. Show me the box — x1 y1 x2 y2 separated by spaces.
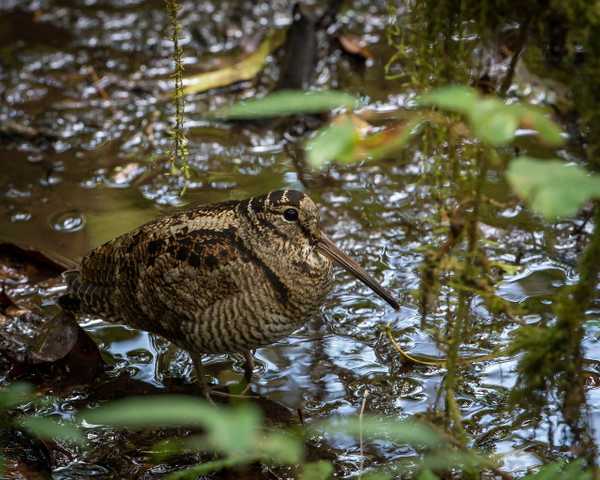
283 208 299 222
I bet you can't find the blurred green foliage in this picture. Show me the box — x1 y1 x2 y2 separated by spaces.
522 460 592 480
213 90 358 119
81 395 301 479
223 85 600 219
507 157 600 218
418 86 563 147
300 460 334 480
306 119 357 167
80 395 458 479
1 379 593 477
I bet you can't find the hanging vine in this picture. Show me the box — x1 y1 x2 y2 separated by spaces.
164 0 190 189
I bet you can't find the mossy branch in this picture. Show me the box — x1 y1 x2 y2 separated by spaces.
165 0 190 188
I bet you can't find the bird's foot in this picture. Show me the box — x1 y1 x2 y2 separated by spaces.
192 355 216 405
201 385 216 405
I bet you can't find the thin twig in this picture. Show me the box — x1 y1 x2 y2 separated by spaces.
385 326 445 366
210 390 259 399
385 326 506 366
87 66 117 116
499 14 532 96
359 389 369 477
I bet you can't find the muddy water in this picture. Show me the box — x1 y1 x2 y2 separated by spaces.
1 0 599 478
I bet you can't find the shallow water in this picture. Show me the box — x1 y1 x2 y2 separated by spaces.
1 0 599 478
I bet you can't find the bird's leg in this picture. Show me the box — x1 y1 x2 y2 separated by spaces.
243 350 255 383
241 350 255 394
192 355 214 405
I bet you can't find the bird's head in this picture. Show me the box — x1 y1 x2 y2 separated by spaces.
237 189 399 310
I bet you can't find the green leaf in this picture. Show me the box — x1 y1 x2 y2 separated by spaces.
418 85 478 114
206 404 262 456
470 99 518 146
506 157 600 218
81 395 223 428
306 120 357 168
166 457 247 480
19 416 84 445
419 86 564 147
522 462 566 480
516 107 564 146
300 460 334 480
421 449 486 471
152 437 190 461
561 460 592 480
213 90 358 119
0 383 33 410
258 432 303 464
317 417 441 447
158 429 301 465
83 396 271 460
417 469 439 480
361 472 392 480
521 460 591 480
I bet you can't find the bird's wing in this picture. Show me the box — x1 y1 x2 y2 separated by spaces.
72 215 269 324
132 225 252 315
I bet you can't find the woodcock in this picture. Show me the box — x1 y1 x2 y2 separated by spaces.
60 189 399 392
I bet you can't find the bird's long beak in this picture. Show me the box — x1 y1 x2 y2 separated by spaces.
316 233 399 310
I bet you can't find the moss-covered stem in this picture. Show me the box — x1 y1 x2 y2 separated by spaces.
445 150 487 455
554 204 600 465
164 0 190 186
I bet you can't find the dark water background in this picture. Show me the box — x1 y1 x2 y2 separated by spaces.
1 0 599 478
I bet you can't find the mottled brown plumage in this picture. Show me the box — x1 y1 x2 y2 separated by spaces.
61 189 398 390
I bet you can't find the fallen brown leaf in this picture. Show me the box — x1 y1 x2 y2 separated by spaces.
182 29 286 95
338 34 373 59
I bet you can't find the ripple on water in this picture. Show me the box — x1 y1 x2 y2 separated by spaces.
10 211 32 222
103 162 146 188
496 265 569 303
49 209 86 233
